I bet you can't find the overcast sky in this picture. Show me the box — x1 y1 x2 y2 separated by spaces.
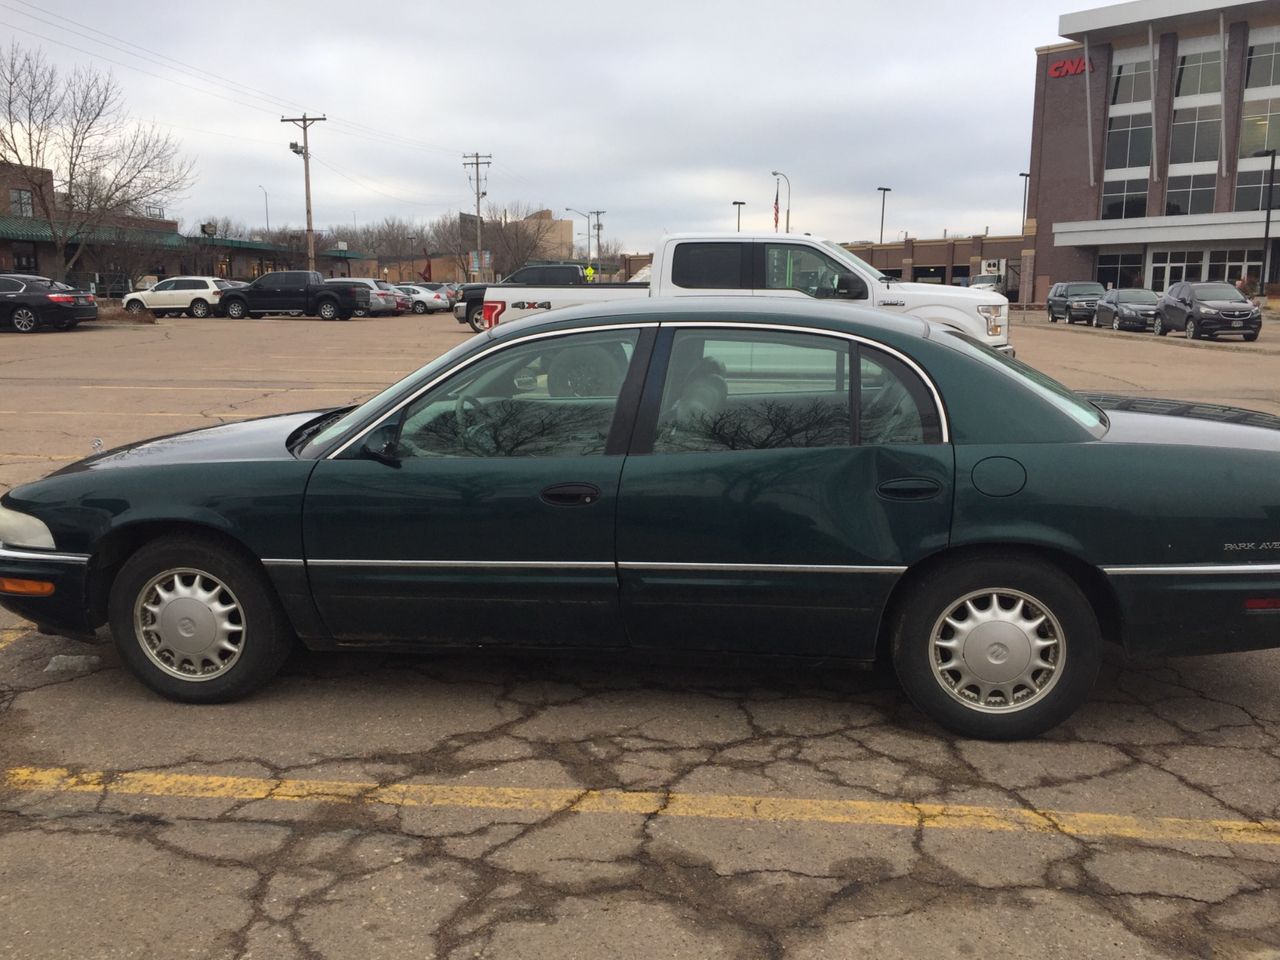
8 0 1084 252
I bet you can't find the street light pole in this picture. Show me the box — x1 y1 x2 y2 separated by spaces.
281 114 325 272
877 187 891 244
1019 172 1031 235
566 207 591 274
589 210 605 281
771 170 791 232
258 185 270 232
406 235 416 282
733 201 745 232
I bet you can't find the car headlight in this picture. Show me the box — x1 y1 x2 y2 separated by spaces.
1118 306 1135 316
1199 306 1218 315
977 303 1005 336
0 503 55 550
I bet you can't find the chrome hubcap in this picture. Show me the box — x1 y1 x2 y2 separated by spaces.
930 588 1064 713
134 568 245 681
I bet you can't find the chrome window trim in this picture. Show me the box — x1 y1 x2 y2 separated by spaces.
659 320 950 443
326 322 649 459
261 558 305 567
0 545 90 564
1103 563 1280 575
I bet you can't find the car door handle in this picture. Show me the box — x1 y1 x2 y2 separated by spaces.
876 478 943 501
541 482 602 506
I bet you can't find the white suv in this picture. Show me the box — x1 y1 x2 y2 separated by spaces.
122 277 233 318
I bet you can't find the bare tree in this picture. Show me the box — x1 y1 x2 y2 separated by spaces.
261 224 333 269
424 211 473 280
0 44 193 281
485 202 557 277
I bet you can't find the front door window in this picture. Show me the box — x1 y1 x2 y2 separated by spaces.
762 244 864 299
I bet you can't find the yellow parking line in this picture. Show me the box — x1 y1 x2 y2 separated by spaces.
7 766 1280 846
0 454 79 461
79 386 366 393
0 411 254 418
0 628 26 651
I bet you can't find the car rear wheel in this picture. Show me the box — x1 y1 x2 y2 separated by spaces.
466 304 486 333
891 558 1100 740
11 307 38 333
189 299 210 318
413 301 427 314
1186 318 1200 340
109 537 293 703
316 299 339 321
225 299 247 319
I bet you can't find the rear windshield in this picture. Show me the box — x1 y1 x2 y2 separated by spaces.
1193 283 1248 302
1066 283 1105 296
1116 289 1157 303
214 280 233 290
376 281 394 290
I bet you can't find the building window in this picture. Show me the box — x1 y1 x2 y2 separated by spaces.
1206 249 1264 284
1241 98 1280 157
1096 252 1144 289
9 188 33 218
1169 105 1221 165
1105 114 1152 169
12 241 36 272
1165 175 1216 215
1234 170 1280 211
1111 61 1152 104
1246 42 1280 90
144 204 164 219
1175 51 1222 96
1101 179 1149 219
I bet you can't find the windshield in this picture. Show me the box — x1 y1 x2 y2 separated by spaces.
300 336 486 457
943 331 1107 436
1193 283 1248 302
971 275 998 285
1116 289 1157 304
821 239 887 280
1066 283 1104 296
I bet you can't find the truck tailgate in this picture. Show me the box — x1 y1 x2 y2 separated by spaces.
485 284 649 326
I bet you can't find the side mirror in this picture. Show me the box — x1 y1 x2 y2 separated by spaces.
360 422 402 467
835 272 868 300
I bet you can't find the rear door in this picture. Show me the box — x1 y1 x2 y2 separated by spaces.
616 323 953 659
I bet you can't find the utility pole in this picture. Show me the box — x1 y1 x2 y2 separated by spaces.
463 153 492 280
590 210 605 281
281 114 326 272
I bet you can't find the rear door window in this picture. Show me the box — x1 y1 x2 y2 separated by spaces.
670 243 750 289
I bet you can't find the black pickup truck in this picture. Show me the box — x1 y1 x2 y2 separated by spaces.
220 270 369 321
455 263 587 332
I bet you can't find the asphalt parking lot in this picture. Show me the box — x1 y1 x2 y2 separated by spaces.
3 311 1280 960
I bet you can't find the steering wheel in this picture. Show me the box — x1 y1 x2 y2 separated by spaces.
454 393 490 428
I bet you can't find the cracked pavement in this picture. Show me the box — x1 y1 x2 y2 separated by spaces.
2 313 1280 959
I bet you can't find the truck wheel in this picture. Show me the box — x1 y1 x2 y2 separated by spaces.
225 299 247 319
466 304 486 333
316 299 339 321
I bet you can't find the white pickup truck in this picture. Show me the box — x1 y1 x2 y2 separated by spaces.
479 232 1013 355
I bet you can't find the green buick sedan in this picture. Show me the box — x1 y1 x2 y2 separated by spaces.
3 299 1279 740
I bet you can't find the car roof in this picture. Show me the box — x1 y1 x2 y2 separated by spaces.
487 295 934 347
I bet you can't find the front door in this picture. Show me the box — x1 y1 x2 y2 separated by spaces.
303 326 651 647
617 325 953 659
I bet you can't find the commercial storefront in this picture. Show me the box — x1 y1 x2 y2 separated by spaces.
1026 0 1280 300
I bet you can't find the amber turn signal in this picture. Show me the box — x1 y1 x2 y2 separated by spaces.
0 578 54 596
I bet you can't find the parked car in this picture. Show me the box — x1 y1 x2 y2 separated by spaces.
220 271 368 321
122 276 232 319
395 284 450 314
1155 281 1263 341
9 297 1280 740
1046 282 1105 323
418 281 457 305
391 288 411 315
0 274 97 333
1092 288 1159 331
324 278 397 316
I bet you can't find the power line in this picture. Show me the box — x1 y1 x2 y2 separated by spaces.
310 153 467 209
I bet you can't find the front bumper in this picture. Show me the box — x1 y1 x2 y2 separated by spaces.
995 343 1016 358
1199 317 1262 336
0 544 95 635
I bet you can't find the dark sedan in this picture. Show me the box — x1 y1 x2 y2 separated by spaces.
0 274 97 332
5 298 1280 740
1093 288 1159 331
1155 281 1262 341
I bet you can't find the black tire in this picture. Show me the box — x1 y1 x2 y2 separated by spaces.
1244 331 1259 342
316 299 339 321
1111 315 1120 331
10 306 39 333
189 299 210 318
1091 313 1100 328
224 299 247 319
466 303 486 333
413 301 427 314
1046 306 1055 322
337 313 352 321
1154 313 1169 336
891 557 1100 740
124 299 145 315
1186 317 1199 340
108 536 293 703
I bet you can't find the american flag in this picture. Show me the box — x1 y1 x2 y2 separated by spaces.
773 180 780 231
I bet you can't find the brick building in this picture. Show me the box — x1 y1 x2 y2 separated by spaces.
1026 0 1280 300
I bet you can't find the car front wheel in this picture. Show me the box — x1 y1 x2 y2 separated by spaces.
11 306 39 333
1154 313 1168 336
225 300 247 319
124 300 145 315
108 537 293 703
1186 318 1199 340
891 558 1100 740
1111 315 1121 331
